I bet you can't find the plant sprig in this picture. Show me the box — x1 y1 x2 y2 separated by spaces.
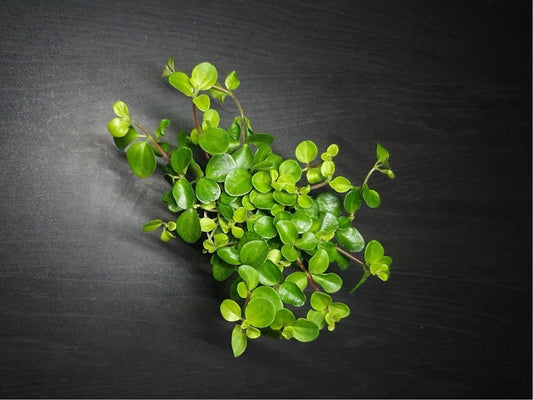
107 59 395 357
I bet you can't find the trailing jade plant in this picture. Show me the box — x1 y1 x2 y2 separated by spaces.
107 59 395 357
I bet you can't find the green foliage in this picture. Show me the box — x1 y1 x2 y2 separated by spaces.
106 61 395 357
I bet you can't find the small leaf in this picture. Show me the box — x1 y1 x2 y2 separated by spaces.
272 190 297 206
320 160 335 179
205 153 236 182
278 159 302 181
142 219 163 232
308 248 329 274
294 232 318 251
252 171 272 193
365 240 385 265
220 299 242 322
344 189 362 214
195 177 221 204
232 144 254 169
225 168 253 197
193 93 210 112
336 227 365 252
155 118 170 138
198 127 230 155
216 246 240 265
310 291 332 311
112 101 130 118
126 142 157 178
278 282 306 307
233 207 247 223
285 271 308 291
370 262 390 281
319 212 339 234
316 192 342 216
247 133 274 146
231 325 247 358
275 220 298 245
312 273 343 293
108 117 131 138
168 71 194 97
281 244 299 262
297 194 313 208
171 147 193 174
246 326 261 339
291 210 313 234
250 286 283 310
376 143 390 163
253 215 277 239
190 62 218 91
160 229 175 242
295 140 318 164
270 308 296 330
363 186 381 208
238 265 259 290
239 240 268 267
329 176 352 193
176 208 201 243
306 167 323 184
225 70 240 91
257 260 283 286
245 298 276 328
113 126 139 151
172 179 195 209
291 318 319 343
211 255 234 281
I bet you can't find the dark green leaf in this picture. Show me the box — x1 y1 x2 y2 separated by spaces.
291 210 313 234
113 127 138 150
211 255 235 281
344 189 362 214
294 231 318 251
172 179 195 209
278 282 306 307
205 153 236 182
239 240 268 267
246 133 274 146
336 227 365 252
171 147 193 174
126 141 157 178
363 186 381 208
319 212 339 234
253 215 277 239
176 208 201 243
195 177 221 204
315 192 342 216
272 190 297 206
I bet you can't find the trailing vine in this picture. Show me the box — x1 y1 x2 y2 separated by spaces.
107 59 395 357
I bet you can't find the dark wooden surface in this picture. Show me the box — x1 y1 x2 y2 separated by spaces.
1 0 531 398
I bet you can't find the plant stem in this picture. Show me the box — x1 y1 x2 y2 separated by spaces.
335 246 365 266
133 122 171 163
309 180 329 191
296 258 321 292
192 103 202 135
211 85 247 143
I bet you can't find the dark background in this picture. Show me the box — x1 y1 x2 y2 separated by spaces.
1 0 531 398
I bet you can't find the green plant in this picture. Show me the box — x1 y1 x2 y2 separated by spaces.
107 59 395 357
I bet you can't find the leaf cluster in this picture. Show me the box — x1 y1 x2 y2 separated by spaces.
107 60 395 357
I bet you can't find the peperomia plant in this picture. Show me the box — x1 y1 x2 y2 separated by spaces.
107 59 395 357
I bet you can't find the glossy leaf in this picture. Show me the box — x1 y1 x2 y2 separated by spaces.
253 215 277 239
315 192 342 216
365 240 384 264
225 168 253 196
126 142 157 178
190 62 218 90
281 244 299 262
239 240 268 267
112 100 129 118
203 108 220 129
193 93 210 112
294 232 318 251
278 282 306 307
336 227 365 252
320 160 335 179
225 70 240 91
251 171 272 193
232 144 254 169
310 291 332 311
270 308 296 330
250 286 283 310
285 271 308 291
363 186 381 208
275 220 298 245
205 153 236 182
113 126 138 150
171 147 193 174
291 210 313 234
168 71 194 97
308 248 329 274
238 265 259 290
199 127 230 155
176 208 201 243
257 260 283 286
195 177 221 204
220 299 241 322
312 272 343 293
344 189 362 214
272 190 297 206
247 133 274 146
142 219 162 232
376 143 390 163
291 318 319 343
370 262 390 281
278 159 302 181
329 176 352 193
172 179 195 209
295 140 318 164
231 325 247 358
245 298 276 328
217 246 240 265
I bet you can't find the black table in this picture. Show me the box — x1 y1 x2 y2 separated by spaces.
1 1 531 398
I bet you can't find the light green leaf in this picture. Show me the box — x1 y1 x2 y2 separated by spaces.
291 210 313 234
253 215 277 239
275 220 298 245
126 141 156 178
246 326 261 339
142 219 163 232
202 108 220 129
246 133 274 146
231 325 247 357
200 217 217 232
172 179 195 209
297 194 313 208
306 167 323 184
160 229 175 242
205 153 236 182
278 282 306 307
225 70 240 91
285 271 308 291
295 140 318 164
239 240 268 267
233 207 247 223
320 160 335 179
216 246 240 265
168 71 194 97
112 101 130 118
108 117 131 138
113 126 138 150
329 302 351 319
171 147 193 174
232 144 254 169
195 177 221 204
365 240 384 265
251 171 272 193
376 143 390 163
308 248 329 274
281 244 299 262
312 272 343 293
224 168 253 196
270 308 296 330
190 62 218 91
291 318 319 342
306 309 326 330
256 260 283 286
238 265 259 290
176 208 202 243
193 93 210 112
245 298 276 328
363 186 381 208
294 231 318 251
278 159 302 181
310 291 332 311
370 262 390 281
329 176 353 193
198 127 230 155
220 299 241 322
250 286 283 310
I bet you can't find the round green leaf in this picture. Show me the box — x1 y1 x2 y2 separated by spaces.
306 167 323 184
320 160 335 179
245 298 276 328
252 171 272 193
291 318 319 343
272 190 297 206
108 117 131 138
231 325 247 358
126 141 156 178
285 271 308 291
370 262 390 281
291 210 313 234
365 240 384 264
168 71 194 97
239 240 268 267
176 208 201 243
112 100 129 118
308 248 329 274
315 192 342 216
336 227 365 252
312 272 343 293
253 216 277 239
344 189 362 214
270 308 296 330
329 302 351 319
193 93 210 112
297 194 313 208
246 326 261 339
278 159 302 181
250 286 283 310
294 231 318 252
195 177 221 204
278 282 306 307
329 176 352 193
295 140 318 164
310 291 332 311
220 299 241 322
275 220 298 245
205 153 236 182
225 168 253 196
113 126 139 151
216 246 240 265
211 255 235 281
252 192 275 210
238 265 259 290
172 179 195 209
319 212 339 234
199 127 230 155
281 244 299 262
256 260 283 286
191 62 218 90
363 187 381 208
171 147 193 174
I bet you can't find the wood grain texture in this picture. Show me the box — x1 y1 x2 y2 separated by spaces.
1 0 530 398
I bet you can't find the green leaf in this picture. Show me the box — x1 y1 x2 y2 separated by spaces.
306 309 326 330
233 207 247 223
205 153 236 182
310 291 332 311
191 62 218 91
238 265 259 290
253 216 277 239
297 194 313 208
278 159 302 181
312 273 343 293
172 179 195 209
245 298 276 328
270 308 296 330
253 144 273 164
220 299 242 322
362 186 381 208
278 282 306 307
251 171 272 193
231 325 247 358
365 240 384 264
256 260 283 286
126 141 157 178
320 160 335 179
319 212 339 234
239 240 268 267
202 108 220 129
224 168 253 196
198 127 230 155
376 143 390 163
285 271 308 291
142 219 162 232
237 281 248 298
175 208 201 243
306 167 323 184
329 302 350 319
370 262 390 281
113 126 138 150
294 231 318 251
216 246 240 265
329 176 352 193
291 318 319 343
252 192 275 210
291 210 313 234
295 140 318 164
108 117 131 138
225 70 240 91
195 177 221 204
281 244 299 262
232 144 254 169
308 248 329 274
211 255 235 281
336 227 365 252
171 146 193 174
316 192 342 216
160 229 175 242
275 220 298 245
112 100 130 118
168 71 194 97
193 93 210 112
155 118 170 138
246 133 274 146
272 190 297 206
344 189 362 214
250 286 283 310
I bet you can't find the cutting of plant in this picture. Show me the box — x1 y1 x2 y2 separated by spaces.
107 59 395 357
